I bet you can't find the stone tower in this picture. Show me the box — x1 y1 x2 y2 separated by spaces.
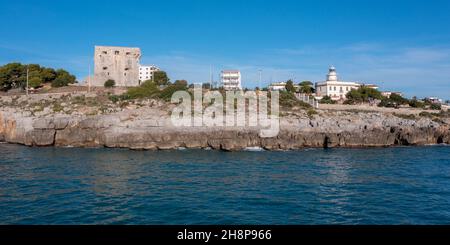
93 46 141 87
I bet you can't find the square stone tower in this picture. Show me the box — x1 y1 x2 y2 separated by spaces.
93 46 141 87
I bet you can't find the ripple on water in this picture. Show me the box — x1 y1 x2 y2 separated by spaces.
1 144 450 224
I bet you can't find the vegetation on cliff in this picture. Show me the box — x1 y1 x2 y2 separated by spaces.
0 63 77 91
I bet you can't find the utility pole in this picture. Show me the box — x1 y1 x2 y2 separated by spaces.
88 64 91 93
209 65 213 89
258 69 262 90
26 66 29 96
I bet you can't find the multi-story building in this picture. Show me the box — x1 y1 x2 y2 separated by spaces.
381 91 403 98
268 82 287 91
139 65 160 82
315 66 378 101
221 70 242 90
93 46 141 87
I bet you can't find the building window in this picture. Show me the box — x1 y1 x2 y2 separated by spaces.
126 52 131 55
115 51 120 55
124 73 127 76
102 51 107 54
103 67 108 70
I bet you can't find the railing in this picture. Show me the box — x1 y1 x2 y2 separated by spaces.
295 93 319 109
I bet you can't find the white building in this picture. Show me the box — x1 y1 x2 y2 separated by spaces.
381 91 403 98
315 66 378 101
139 65 160 82
221 70 242 90
268 82 287 91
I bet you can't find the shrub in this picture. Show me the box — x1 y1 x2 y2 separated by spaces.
430 103 442 110
307 108 318 117
158 83 188 101
104 79 115 88
174 80 188 88
389 93 409 105
28 77 43 88
409 99 425 108
126 80 159 99
320 95 336 104
378 98 398 108
51 71 76 87
279 91 311 109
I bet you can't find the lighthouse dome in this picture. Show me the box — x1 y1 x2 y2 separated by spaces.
327 66 338 81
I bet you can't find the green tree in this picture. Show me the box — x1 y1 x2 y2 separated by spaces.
153 71 170 86
389 93 409 105
28 77 43 88
51 69 76 87
345 86 382 104
41 68 57 83
299 81 315 94
285 80 295 93
0 63 26 90
174 80 188 88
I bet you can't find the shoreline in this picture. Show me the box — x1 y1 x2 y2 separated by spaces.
1 92 449 151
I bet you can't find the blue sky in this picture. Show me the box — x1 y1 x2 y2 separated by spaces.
1 0 450 98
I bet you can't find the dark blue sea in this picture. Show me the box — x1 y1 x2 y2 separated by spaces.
1 144 450 224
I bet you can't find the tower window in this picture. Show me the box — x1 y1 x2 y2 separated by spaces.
103 67 108 70
115 51 120 55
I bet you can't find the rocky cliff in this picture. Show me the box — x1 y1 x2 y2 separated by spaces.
1 97 449 151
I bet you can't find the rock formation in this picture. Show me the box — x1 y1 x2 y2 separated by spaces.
1 99 449 151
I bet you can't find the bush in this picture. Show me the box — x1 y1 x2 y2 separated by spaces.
104 79 115 88
307 108 318 117
389 93 409 105
28 77 43 88
279 91 311 109
320 95 336 104
158 83 188 101
378 98 398 108
51 69 76 88
430 103 442 110
126 80 159 99
174 80 188 88
409 99 425 108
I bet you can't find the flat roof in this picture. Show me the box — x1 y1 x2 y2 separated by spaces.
95 45 141 50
